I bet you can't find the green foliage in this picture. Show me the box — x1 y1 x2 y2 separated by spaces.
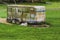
50 0 60 1
48 0 60 2
42 0 60 2
43 0 49 2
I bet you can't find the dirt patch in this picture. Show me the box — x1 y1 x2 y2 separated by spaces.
0 18 50 27
0 18 11 25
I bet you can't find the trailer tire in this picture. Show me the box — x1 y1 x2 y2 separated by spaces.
12 19 16 24
15 21 20 24
7 19 12 23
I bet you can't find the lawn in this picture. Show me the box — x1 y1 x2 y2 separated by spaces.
0 2 60 40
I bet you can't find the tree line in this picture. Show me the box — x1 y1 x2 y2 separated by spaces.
0 0 60 4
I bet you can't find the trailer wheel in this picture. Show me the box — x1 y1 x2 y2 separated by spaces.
15 21 20 24
7 19 12 23
12 19 16 24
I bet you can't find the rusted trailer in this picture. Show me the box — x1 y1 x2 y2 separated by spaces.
7 5 46 25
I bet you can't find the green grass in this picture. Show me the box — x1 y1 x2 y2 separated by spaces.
0 2 60 40
0 23 60 40
0 4 7 18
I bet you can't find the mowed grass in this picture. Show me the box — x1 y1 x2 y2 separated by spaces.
0 23 60 40
0 4 7 18
0 2 60 40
